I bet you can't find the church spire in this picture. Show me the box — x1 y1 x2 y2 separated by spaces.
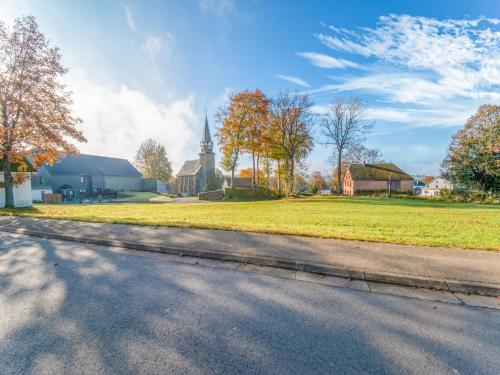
200 112 213 153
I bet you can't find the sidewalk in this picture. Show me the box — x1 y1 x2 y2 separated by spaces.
1 216 499 296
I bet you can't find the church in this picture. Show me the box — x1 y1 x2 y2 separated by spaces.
175 115 215 195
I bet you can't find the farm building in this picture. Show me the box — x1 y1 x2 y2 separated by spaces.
34 154 143 200
343 163 413 196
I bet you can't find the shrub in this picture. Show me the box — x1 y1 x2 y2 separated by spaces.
224 187 282 200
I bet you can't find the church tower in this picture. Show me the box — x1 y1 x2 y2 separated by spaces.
199 114 215 189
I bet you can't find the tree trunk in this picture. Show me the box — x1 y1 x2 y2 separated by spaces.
288 158 295 195
277 160 281 192
251 152 256 188
3 152 15 208
256 154 260 187
337 152 342 194
230 167 235 188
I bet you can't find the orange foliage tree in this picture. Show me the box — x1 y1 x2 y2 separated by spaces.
0 16 86 207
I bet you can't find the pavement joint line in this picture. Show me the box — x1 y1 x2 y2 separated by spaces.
1 225 499 297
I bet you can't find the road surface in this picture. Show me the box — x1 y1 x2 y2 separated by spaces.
0 233 499 374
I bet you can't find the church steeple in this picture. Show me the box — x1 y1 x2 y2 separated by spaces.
200 113 213 153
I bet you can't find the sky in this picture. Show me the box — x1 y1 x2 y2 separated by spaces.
1 0 499 176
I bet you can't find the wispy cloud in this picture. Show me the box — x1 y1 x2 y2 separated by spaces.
304 14 500 129
274 74 310 87
198 0 235 18
296 52 359 69
124 5 136 32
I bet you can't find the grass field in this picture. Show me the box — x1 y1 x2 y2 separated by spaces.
1 196 498 250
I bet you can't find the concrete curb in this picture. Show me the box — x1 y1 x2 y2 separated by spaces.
2 226 499 297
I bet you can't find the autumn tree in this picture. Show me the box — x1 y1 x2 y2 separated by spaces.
215 94 250 187
0 16 86 207
321 98 373 193
134 138 173 182
309 171 328 194
441 104 500 192
268 92 315 195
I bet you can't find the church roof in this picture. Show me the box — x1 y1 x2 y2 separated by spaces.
177 159 201 177
201 115 212 144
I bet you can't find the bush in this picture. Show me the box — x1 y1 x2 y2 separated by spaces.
224 187 282 200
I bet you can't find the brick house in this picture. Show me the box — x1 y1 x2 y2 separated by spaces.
343 163 413 196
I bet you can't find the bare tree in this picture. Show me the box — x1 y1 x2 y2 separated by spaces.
321 98 373 193
344 143 383 164
269 92 315 195
0 16 86 207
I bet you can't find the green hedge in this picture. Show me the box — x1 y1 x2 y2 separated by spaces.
224 187 282 200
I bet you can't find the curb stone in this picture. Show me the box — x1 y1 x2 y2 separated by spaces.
1 226 499 297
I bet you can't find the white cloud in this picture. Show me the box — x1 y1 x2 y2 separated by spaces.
304 14 500 129
274 74 310 87
124 6 136 32
65 70 199 171
143 33 174 62
297 52 359 69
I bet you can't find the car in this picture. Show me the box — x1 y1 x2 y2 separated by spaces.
101 189 118 198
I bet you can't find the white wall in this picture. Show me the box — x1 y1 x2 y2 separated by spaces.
0 173 33 208
32 188 53 202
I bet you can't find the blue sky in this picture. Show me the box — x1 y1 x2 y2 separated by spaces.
1 0 499 176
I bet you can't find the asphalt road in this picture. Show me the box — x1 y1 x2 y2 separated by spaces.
0 233 499 375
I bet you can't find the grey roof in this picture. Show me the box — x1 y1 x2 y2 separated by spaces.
176 159 201 177
202 115 212 144
45 154 142 177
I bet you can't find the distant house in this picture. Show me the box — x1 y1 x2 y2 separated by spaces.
343 163 413 196
35 154 143 201
1 159 33 208
420 177 454 197
176 116 215 195
223 176 253 189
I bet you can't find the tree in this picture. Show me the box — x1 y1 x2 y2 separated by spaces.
441 104 500 192
344 144 383 164
321 98 373 193
0 16 86 207
216 92 252 187
309 171 328 194
240 89 270 188
134 138 172 182
205 169 224 191
268 92 315 195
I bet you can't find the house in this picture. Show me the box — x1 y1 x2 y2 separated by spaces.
31 171 53 201
35 154 143 201
0 159 33 208
420 177 454 197
175 115 215 195
343 163 413 196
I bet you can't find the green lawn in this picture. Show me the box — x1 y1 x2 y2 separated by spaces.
1 196 498 250
113 191 174 203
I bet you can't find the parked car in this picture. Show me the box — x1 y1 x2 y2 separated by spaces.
102 189 118 198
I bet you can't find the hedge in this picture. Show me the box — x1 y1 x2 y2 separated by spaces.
224 187 282 200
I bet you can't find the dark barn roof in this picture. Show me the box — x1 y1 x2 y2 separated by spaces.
347 163 413 181
45 154 142 177
176 159 201 177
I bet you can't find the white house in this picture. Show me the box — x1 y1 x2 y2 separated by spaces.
420 177 453 197
0 173 33 208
